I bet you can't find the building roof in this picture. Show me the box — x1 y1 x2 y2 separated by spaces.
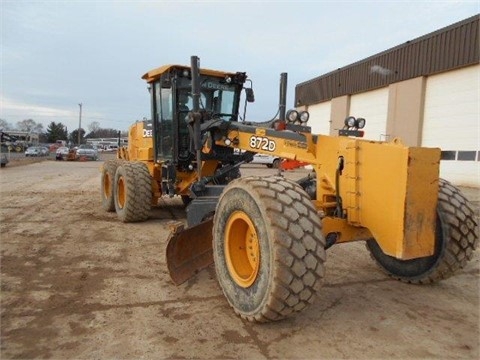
295 15 479 107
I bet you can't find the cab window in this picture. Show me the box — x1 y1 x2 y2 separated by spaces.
153 81 174 159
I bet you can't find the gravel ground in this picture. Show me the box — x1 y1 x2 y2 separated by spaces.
0 156 478 359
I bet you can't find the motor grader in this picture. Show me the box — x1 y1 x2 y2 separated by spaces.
101 56 478 323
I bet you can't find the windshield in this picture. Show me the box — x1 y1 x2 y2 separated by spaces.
177 76 240 120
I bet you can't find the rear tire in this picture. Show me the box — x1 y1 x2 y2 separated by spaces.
101 159 124 212
366 179 478 283
213 176 326 322
114 161 152 222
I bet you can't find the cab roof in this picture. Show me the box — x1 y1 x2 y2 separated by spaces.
142 64 238 83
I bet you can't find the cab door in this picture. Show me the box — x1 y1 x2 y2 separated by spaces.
152 80 174 161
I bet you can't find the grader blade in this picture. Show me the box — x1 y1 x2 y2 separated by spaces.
166 219 214 285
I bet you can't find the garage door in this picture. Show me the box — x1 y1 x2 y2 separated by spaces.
423 65 479 186
349 88 389 141
306 101 331 135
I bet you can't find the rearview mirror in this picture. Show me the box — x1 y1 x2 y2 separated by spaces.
245 88 255 103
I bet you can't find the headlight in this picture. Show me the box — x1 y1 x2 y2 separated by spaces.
345 116 356 128
286 109 298 123
299 111 309 123
356 118 366 129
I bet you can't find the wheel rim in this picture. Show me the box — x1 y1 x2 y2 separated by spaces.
225 211 260 288
116 176 126 209
103 172 111 199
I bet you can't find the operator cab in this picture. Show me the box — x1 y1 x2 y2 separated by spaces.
143 65 250 169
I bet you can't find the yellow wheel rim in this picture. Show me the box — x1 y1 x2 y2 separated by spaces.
103 172 111 199
117 176 125 209
225 211 260 288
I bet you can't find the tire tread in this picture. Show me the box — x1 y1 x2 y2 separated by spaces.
367 179 478 284
220 176 326 322
114 161 152 223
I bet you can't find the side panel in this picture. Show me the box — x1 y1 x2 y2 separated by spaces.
403 147 441 258
127 120 154 162
315 135 440 260
344 139 440 259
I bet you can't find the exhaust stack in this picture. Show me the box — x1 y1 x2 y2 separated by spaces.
279 72 287 121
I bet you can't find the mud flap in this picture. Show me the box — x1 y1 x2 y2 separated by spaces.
166 219 214 285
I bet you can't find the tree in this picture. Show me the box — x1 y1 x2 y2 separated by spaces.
69 128 86 145
86 127 121 139
88 121 101 133
39 133 49 143
16 119 43 133
0 119 13 131
45 122 68 143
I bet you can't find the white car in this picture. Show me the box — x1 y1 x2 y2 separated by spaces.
39 146 50 156
234 149 282 168
25 146 41 157
251 154 281 168
76 144 98 161
56 146 70 160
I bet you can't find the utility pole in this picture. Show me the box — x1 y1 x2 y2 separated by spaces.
78 103 83 145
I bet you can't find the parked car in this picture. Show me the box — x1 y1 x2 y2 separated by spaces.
251 153 281 168
25 146 50 157
56 146 70 160
76 144 98 161
39 146 50 156
25 146 41 157
233 149 281 168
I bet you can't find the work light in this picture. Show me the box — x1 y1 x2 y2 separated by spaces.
357 118 366 129
299 111 310 123
345 116 356 128
286 109 299 122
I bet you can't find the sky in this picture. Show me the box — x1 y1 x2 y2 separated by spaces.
1 0 479 134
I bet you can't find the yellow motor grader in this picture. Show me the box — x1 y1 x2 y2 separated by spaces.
101 56 478 323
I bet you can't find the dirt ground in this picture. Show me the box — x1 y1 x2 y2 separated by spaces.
1 156 479 359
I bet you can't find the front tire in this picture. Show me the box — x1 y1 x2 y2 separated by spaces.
213 176 326 322
114 161 152 222
366 179 478 283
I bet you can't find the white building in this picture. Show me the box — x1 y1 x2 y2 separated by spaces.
295 15 479 187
